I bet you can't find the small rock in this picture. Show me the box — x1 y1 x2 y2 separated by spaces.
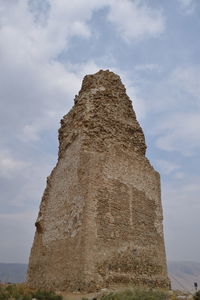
101 288 108 292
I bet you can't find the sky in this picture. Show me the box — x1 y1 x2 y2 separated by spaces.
0 0 200 264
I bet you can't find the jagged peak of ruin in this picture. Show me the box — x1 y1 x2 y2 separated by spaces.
79 70 125 95
58 70 146 158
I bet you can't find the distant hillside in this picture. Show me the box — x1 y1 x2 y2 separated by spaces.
0 261 200 291
0 263 27 283
168 261 200 292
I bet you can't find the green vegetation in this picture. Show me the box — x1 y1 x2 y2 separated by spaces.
32 289 62 300
0 284 195 300
0 284 62 300
99 289 169 300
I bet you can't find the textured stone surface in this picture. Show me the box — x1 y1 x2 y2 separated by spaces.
27 70 170 292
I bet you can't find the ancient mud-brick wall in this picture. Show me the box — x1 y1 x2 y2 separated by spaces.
27 70 170 292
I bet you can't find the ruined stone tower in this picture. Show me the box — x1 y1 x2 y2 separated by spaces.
27 70 169 292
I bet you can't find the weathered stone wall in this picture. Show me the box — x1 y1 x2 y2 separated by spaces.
85 149 168 290
27 136 88 290
27 70 170 291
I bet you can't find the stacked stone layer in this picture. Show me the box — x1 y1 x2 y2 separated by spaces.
27 70 170 292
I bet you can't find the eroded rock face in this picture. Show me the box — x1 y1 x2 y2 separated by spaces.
27 70 170 292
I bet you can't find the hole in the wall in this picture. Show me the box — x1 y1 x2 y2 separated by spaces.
35 221 43 233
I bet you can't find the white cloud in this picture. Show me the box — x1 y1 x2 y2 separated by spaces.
134 64 161 72
67 60 103 78
156 159 180 175
0 150 28 179
173 171 185 179
0 212 37 263
152 66 200 155
155 112 200 155
171 66 200 103
177 0 198 13
137 65 200 155
162 176 200 261
0 1 85 145
107 0 165 41
0 149 54 212
178 0 193 6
